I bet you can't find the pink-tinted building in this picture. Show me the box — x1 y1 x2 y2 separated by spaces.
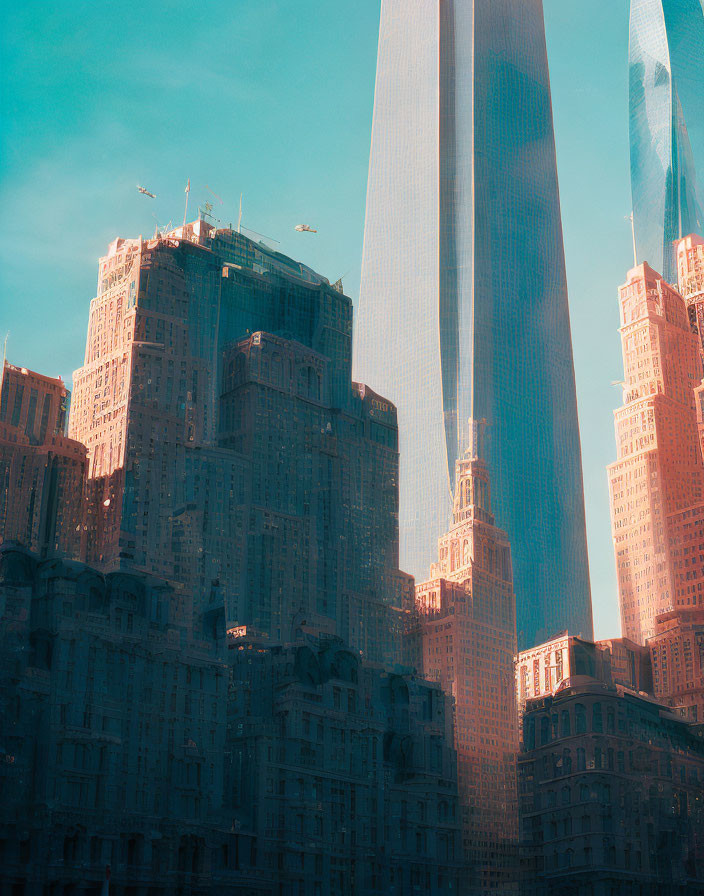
411 422 518 893
677 233 704 362
607 262 704 646
649 608 704 722
677 234 704 465
0 361 86 558
517 634 611 708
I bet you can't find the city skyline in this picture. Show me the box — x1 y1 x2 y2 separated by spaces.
0 1 654 640
3 4 704 893
354 0 592 649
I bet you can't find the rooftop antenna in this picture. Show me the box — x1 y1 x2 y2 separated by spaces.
237 194 243 234
182 178 190 228
627 212 637 268
0 332 8 397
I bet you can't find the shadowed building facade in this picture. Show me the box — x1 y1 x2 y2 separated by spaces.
629 0 704 284
355 0 592 650
69 219 408 663
0 362 86 560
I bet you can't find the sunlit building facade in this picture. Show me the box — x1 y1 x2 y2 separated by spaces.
355 0 592 650
411 424 519 893
629 0 704 284
607 262 704 645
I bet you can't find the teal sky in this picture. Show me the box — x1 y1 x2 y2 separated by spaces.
1 0 632 639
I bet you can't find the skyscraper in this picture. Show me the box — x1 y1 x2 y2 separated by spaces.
607 261 704 645
69 218 409 662
354 0 592 649
412 423 518 892
629 0 704 284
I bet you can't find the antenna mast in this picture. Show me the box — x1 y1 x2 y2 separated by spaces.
628 212 637 268
238 194 243 234
183 178 190 228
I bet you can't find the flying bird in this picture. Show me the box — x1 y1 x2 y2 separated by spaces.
137 185 156 199
295 224 317 233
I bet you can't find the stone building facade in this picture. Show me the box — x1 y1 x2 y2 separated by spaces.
607 262 704 647
0 362 86 560
68 219 408 664
519 673 704 894
0 543 266 896
0 542 461 896
410 424 519 893
227 630 462 896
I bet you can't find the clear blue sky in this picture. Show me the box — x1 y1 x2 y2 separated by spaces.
0 0 632 638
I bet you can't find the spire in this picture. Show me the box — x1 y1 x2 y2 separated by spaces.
452 418 492 525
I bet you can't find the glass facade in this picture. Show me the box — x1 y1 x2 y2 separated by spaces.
354 0 593 649
629 0 704 283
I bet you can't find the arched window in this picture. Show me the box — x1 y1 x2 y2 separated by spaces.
580 784 589 802
561 710 571 737
561 785 571 805
563 748 572 774
540 716 550 745
606 706 615 733
525 717 536 751
575 703 587 734
592 702 603 733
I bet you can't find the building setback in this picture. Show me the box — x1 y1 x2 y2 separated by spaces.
409 425 518 893
518 669 704 893
69 219 408 664
354 0 592 650
0 362 86 560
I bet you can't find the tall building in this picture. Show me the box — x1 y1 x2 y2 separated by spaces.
608 262 704 645
677 233 704 367
354 0 592 650
411 423 518 893
69 219 407 662
0 361 86 559
629 0 704 284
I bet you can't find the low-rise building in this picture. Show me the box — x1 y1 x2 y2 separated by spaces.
227 629 462 896
518 671 704 894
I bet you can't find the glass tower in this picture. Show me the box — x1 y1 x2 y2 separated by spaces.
354 0 593 649
629 0 704 283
